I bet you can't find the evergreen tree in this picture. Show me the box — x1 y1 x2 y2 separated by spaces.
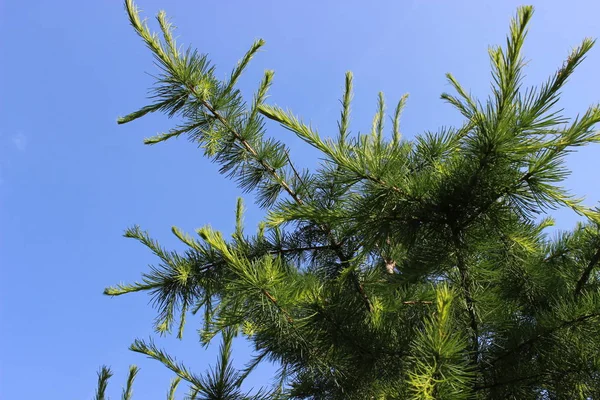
94 1 600 398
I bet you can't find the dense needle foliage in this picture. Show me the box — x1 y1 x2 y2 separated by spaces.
94 1 600 398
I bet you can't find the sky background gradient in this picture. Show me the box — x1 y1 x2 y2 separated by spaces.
1 0 599 398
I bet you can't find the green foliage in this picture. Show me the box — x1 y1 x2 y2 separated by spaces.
407 285 473 400
94 1 600 398
95 366 113 400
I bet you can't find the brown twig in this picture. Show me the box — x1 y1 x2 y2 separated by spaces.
262 289 294 324
284 148 309 195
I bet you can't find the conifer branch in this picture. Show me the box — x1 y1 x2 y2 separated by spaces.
451 228 479 368
106 3 600 396
269 245 334 254
197 227 299 325
193 91 304 205
489 312 600 366
224 39 265 96
473 367 580 391
122 365 139 400
130 339 206 390
407 285 473 398
338 71 353 145
259 103 374 312
574 247 600 296
167 377 181 400
316 304 376 357
94 366 112 400
331 240 373 313
350 268 374 313
391 94 408 147
284 148 309 198
262 289 294 324
187 386 200 399
373 92 385 144
260 103 416 200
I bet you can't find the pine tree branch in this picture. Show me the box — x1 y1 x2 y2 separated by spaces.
94 366 112 400
284 148 308 196
269 245 335 254
458 170 533 230
338 71 353 145
334 244 373 313
451 228 480 368
350 268 374 313
255 107 373 311
316 304 376 358
122 365 139 400
167 377 181 400
193 92 304 205
259 103 419 202
189 86 371 320
130 339 207 390
459 107 600 227
475 372 542 391
474 366 582 391
392 94 409 146
355 172 410 197
574 247 600 296
262 289 294 324
121 9 363 325
488 312 600 366
195 246 335 273
402 300 433 305
474 370 550 391
543 248 569 264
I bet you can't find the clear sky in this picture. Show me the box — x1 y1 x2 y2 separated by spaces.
1 0 599 398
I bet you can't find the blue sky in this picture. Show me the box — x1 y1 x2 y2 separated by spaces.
1 0 599 398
